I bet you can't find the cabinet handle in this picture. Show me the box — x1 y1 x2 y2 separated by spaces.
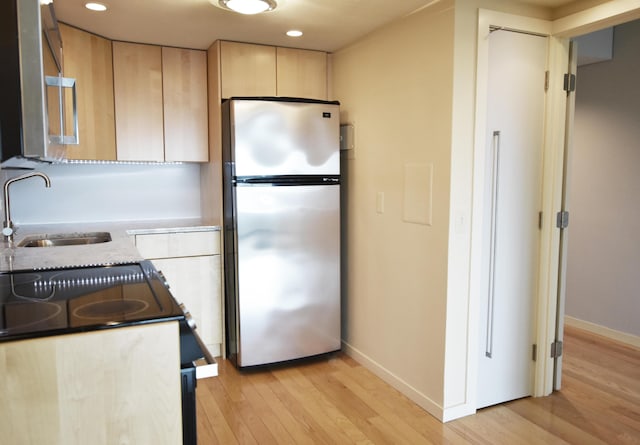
485 130 501 359
45 75 79 145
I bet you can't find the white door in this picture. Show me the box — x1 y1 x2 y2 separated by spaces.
477 29 548 409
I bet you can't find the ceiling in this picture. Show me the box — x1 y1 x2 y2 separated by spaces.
53 0 577 53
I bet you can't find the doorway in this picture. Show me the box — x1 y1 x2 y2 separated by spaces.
562 19 640 362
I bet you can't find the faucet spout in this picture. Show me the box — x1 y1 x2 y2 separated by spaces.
3 172 52 243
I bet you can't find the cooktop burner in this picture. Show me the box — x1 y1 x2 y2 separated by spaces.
0 261 184 341
73 298 150 320
0 273 45 301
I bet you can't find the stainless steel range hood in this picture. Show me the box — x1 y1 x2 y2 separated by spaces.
0 0 77 167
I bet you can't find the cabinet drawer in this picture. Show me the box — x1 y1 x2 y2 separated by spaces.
135 231 220 258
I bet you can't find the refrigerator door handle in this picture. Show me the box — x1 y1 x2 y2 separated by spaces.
235 175 340 186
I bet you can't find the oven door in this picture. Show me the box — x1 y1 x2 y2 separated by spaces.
179 318 217 445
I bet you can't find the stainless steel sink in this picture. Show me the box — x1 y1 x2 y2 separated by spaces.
18 232 112 248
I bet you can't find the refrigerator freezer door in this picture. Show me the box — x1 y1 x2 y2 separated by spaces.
235 183 340 367
230 99 340 177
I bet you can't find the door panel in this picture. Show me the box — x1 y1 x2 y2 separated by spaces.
231 99 340 176
477 30 548 409
235 184 340 367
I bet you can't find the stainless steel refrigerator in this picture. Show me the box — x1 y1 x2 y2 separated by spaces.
222 97 341 368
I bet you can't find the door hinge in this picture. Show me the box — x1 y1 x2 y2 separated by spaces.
532 344 537 361
563 73 576 92
544 71 550 92
538 211 543 229
556 211 569 229
550 341 564 358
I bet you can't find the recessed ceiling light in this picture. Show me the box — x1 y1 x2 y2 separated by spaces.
286 30 303 37
85 2 108 12
216 0 277 15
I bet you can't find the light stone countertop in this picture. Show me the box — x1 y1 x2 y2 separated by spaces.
0 218 221 272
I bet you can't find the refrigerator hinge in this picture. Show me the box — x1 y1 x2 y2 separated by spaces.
556 211 569 229
532 344 537 361
563 73 576 93
550 341 564 358
544 71 550 92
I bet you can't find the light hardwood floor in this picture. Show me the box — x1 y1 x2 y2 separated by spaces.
197 326 640 444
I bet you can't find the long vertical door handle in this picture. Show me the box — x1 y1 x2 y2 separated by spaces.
485 130 501 358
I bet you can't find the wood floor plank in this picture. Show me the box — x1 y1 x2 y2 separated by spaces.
273 365 372 444
195 397 218 444
331 362 452 444
246 371 320 445
260 368 342 444
207 372 263 444
555 377 640 444
196 327 640 444
196 378 240 444
505 396 609 445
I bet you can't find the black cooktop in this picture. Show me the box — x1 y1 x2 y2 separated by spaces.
0 261 185 342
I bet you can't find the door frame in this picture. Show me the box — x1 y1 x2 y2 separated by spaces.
471 3 640 403
471 9 565 403
532 1 640 396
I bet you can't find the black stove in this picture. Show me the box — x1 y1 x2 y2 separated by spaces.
0 261 184 340
0 260 206 445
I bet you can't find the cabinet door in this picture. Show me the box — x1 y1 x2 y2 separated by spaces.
113 42 164 161
59 24 116 160
152 256 222 355
162 47 208 162
220 41 276 98
0 323 182 444
276 47 327 100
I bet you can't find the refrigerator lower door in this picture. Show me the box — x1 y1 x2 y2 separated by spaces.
234 184 340 367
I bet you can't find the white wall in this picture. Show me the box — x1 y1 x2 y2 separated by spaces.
0 163 202 225
332 0 455 418
331 0 551 421
566 19 640 337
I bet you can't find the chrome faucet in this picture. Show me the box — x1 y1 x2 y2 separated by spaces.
3 172 51 243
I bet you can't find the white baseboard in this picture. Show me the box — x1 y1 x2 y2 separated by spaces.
564 316 640 349
341 341 446 421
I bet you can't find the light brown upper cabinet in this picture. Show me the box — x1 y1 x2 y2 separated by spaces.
162 47 208 162
276 47 327 100
113 42 208 162
59 24 116 160
113 42 164 161
219 41 328 100
202 40 330 224
220 41 277 98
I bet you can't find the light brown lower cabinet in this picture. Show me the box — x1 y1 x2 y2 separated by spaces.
135 230 223 357
0 322 182 444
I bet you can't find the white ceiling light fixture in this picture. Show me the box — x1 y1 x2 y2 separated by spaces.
85 2 108 11
286 30 303 37
216 0 277 15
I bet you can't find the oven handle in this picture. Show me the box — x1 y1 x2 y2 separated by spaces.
179 303 218 379
190 327 218 379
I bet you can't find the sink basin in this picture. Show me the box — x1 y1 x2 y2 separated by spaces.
18 232 112 248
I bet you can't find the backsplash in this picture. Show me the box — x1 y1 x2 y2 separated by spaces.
0 162 202 225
